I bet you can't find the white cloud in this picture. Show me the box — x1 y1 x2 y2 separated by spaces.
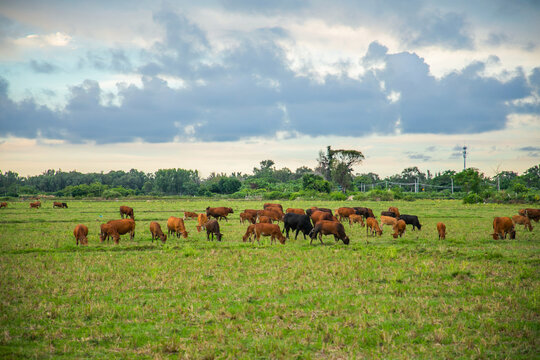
14 32 72 48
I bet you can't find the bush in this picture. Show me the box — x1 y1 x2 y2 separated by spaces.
329 191 347 201
263 191 288 200
463 193 483 204
367 189 394 201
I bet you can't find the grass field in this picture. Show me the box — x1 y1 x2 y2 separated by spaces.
0 199 538 359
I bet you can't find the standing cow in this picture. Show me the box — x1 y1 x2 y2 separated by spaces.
73 224 89 246
120 206 134 219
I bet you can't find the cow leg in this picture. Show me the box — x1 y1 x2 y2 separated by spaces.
295 229 301 240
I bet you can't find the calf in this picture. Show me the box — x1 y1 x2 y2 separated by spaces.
0 202 7 208
30 201 41 208
437 222 446 240
184 211 198 220
253 223 286 245
286 208 305 215
519 208 540 222
380 215 398 230
205 219 223 241
398 214 422 231
366 217 382 236
196 213 208 232
206 207 234 221
167 216 188 238
73 224 89 246
242 224 256 242
120 206 134 219
392 220 406 239
512 215 533 232
492 217 516 240
388 207 400 217
240 211 256 224
308 220 350 245
336 207 356 223
282 213 313 240
149 221 167 243
349 214 365 227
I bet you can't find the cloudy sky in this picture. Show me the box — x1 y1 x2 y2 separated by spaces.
1 0 539 177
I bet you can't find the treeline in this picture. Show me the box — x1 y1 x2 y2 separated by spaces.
1 162 538 203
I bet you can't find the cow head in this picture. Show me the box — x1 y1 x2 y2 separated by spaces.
217 233 223 242
342 236 350 245
308 228 316 239
181 231 189 239
160 233 167 243
509 230 516 239
491 233 499 240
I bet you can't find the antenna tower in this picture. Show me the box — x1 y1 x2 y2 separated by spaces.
462 146 467 170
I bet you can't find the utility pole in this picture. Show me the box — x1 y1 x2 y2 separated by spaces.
451 178 454 194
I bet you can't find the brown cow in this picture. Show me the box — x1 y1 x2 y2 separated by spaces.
366 217 382 236
353 207 375 219
257 209 282 222
196 213 208 232
0 202 7 208
167 216 188 238
120 206 134 219
30 201 41 208
519 208 540 222
240 211 257 224
100 223 120 244
73 224 89 246
253 223 286 245
53 202 68 208
310 210 338 225
512 215 533 232
184 211 198 220
388 207 400 218
492 217 516 240
205 219 223 241
349 214 365 227
286 208 305 215
264 203 283 212
437 222 446 240
105 219 136 243
258 216 272 224
206 207 234 221
149 221 167 243
392 220 406 239
336 207 356 223
306 207 333 217
380 215 398 230
308 220 350 245
244 209 259 217
242 224 256 242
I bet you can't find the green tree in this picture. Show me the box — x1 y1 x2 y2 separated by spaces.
454 168 487 194
316 146 364 192
302 173 331 193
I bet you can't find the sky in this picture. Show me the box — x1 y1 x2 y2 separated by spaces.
0 0 539 178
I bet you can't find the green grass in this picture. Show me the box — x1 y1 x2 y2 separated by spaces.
0 199 538 359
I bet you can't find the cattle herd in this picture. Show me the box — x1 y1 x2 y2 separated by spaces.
1 201 538 246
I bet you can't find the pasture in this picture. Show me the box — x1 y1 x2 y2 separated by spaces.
0 199 538 359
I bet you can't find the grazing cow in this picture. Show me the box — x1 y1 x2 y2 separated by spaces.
258 216 272 224
253 223 286 245
73 224 89 246
398 214 422 231
0 202 7 208
184 211 198 220
353 207 375 219
100 219 135 243
167 216 188 238
30 201 41 208
308 220 350 245
244 209 259 217
240 211 257 224
380 211 397 218
310 210 337 225
286 208 305 215
196 213 208 232
120 206 134 219
388 207 400 217
437 222 446 240
366 217 382 237
306 207 333 217
282 213 313 240
349 214 365 227
392 220 406 239
264 203 283 212
380 215 398 230
336 207 356 223
53 202 68 208
492 217 516 240
205 219 223 241
149 221 167 243
257 209 282 222
206 207 234 221
242 224 256 242
519 208 540 222
511 215 533 232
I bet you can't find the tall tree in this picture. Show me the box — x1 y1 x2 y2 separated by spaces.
317 146 364 192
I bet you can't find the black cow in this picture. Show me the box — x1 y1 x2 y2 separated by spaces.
354 207 375 219
282 213 313 240
398 214 422 231
380 211 396 218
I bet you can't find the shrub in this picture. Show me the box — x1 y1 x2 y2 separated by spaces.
329 191 347 201
463 193 483 204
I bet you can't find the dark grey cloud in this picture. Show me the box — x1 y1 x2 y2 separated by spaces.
80 49 132 72
29 60 59 73
518 146 540 152
408 153 431 161
0 10 538 144
407 11 474 49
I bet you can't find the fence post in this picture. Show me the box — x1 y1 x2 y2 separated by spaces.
385 181 388 190
451 178 454 194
